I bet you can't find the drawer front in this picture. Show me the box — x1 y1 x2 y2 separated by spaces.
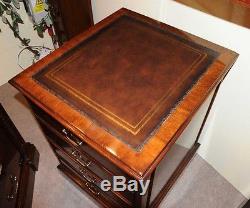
40 122 110 176
59 159 129 208
56 148 102 188
29 101 130 177
38 120 134 204
56 148 133 208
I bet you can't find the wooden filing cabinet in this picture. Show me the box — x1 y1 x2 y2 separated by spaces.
9 8 238 208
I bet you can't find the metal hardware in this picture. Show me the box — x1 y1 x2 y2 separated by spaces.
71 149 92 167
79 168 97 183
85 181 100 196
7 175 18 200
62 128 83 146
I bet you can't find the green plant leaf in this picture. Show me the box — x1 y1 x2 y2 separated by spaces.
0 7 3 16
11 0 20 9
0 2 8 15
10 9 23 24
36 25 44 38
2 15 8 24
3 2 12 9
16 14 23 23
10 9 16 21
12 20 19 36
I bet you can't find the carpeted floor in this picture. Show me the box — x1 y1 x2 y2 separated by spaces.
0 83 247 208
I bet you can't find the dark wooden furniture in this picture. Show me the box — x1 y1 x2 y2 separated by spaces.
9 8 238 208
0 104 39 208
48 0 93 45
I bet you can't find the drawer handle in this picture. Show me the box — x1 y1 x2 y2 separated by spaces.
7 175 18 200
85 181 100 196
71 150 92 167
79 168 97 184
62 128 83 146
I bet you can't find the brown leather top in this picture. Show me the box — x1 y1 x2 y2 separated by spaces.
33 15 218 150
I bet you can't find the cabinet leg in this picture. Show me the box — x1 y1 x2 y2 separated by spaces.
195 82 221 143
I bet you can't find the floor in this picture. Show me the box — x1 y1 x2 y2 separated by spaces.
0 83 247 208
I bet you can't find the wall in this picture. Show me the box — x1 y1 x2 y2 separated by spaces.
91 0 162 23
0 4 53 86
162 1 250 198
91 0 250 198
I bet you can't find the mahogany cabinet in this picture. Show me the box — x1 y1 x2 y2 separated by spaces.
9 8 238 208
0 104 39 208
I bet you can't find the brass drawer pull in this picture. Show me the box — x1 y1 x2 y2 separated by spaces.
62 128 83 146
71 149 92 167
85 181 100 196
79 168 97 183
7 175 18 200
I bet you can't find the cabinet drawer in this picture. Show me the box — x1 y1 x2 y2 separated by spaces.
38 121 134 203
59 158 131 208
29 101 130 177
56 148 133 208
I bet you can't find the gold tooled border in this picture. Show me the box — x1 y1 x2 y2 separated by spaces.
41 28 208 135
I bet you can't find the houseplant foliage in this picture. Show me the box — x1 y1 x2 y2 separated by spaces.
0 0 53 58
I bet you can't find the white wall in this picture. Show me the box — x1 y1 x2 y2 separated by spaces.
92 0 250 198
0 4 53 86
162 1 250 198
91 0 162 24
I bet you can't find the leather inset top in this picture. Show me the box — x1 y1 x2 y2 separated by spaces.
34 15 218 150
